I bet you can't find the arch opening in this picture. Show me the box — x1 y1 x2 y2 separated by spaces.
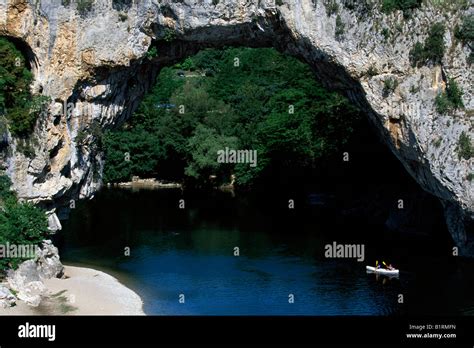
98 45 450 246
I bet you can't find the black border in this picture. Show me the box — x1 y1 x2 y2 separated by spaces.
0 316 473 346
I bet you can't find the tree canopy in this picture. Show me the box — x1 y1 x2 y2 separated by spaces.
103 47 360 188
0 37 48 137
0 174 49 271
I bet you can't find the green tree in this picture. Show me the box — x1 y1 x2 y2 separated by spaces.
455 16 474 65
381 0 421 15
435 78 464 114
455 15 474 45
423 22 445 64
185 124 238 183
0 37 48 136
0 38 32 112
457 131 472 160
0 175 49 271
410 23 445 67
103 47 360 188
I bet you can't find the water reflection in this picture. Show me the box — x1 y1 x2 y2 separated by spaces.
57 188 474 316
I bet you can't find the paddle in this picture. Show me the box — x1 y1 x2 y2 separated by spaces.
383 261 395 270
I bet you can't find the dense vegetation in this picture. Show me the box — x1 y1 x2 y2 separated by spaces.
383 77 398 97
103 48 360 188
60 0 94 15
435 78 464 114
457 132 473 160
409 23 446 68
0 175 49 271
0 37 47 137
455 15 474 65
381 0 422 15
455 15 474 44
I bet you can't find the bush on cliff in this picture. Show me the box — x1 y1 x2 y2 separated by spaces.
409 23 445 67
457 132 473 160
0 175 49 272
455 15 474 65
381 0 421 16
455 15 474 45
0 37 47 136
435 78 464 114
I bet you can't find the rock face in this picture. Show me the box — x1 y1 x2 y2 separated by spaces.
6 240 64 307
35 239 64 279
0 285 16 308
0 1 472 252
7 260 46 307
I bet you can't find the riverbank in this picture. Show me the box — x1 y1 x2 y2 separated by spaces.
0 266 144 315
110 177 182 189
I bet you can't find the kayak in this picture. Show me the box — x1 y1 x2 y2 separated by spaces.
366 266 399 275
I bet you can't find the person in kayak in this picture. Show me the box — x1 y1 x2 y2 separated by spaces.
382 261 395 270
376 260 381 269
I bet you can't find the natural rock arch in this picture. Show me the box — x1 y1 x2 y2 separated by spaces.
0 0 472 254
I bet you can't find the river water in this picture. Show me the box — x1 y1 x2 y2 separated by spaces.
57 187 474 316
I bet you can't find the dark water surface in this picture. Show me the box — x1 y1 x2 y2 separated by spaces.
57 187 474 316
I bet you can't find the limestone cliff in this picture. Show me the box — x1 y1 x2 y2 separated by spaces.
0 0 472 253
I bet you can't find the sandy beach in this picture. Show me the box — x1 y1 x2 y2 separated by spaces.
0 266 145 315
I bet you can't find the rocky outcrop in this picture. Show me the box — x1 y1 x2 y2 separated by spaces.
0 1 472 252
7 260 46 307
0 285 16 308
47 210 62 232
6 240 64 307
35 239 64 279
